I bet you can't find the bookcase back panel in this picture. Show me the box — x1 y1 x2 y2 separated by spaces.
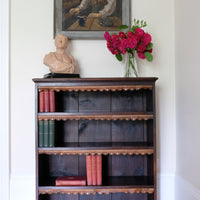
79 194 111 200
112 193 148 200
39 193 149 200
78 120 111 142
53 120 153 146
79 92 111 112
39 194 78 200
108 155 148 176
55 91 79 112
52 90 153 113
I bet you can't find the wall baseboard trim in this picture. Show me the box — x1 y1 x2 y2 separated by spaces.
10 175 35 200
158 173 175 200
175 175 200 200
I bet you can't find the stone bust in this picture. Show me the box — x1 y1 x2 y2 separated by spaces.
43 34 76 74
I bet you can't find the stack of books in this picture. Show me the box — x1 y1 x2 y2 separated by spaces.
86 155 102 186
39 90 55 112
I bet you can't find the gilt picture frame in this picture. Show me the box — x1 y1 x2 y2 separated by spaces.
54 0 130 39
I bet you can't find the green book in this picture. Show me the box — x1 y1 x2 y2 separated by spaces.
43 120 49 147
49 120 55 147
38 120 44 147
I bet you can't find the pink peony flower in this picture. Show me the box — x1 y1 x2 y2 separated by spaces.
141 33 152 45
111 34 121 49
127 31 134 38
136 43 147 52
148 48 153 53
127 37 138 49
104 31 111 41
119 39 128 54
134 28 144 38
137 52 145 59
119 31 126 39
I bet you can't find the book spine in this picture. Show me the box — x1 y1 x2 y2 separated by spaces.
86 155 92 186
39 91 44 112
44 90 49 112
49 90 55 112
92 155 97 185
96 155 102 185
43 120 49 147
49 120 55 147
56 180 86 186
38 120 44 147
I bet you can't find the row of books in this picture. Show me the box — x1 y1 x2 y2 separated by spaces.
39 90 55 112
55 155 102 186
38 120 55 147
86 155 102 186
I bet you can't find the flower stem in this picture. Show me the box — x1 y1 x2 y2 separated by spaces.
129 53 138 77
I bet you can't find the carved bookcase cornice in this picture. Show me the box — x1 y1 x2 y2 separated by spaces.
39 187 154 195
38 85 152 92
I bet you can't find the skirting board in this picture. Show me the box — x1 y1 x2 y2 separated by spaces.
175 175 200 200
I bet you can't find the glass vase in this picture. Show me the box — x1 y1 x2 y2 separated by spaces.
125 52 138 77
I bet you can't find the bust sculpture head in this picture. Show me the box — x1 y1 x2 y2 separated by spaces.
43 34 76 74
55 34 68 50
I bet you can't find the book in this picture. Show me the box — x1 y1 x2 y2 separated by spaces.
39 91 44 112
96 155 102 185
43 120 49 147
91 155 97 185
49 90 55 112
38 120 44 147
49 120 55 147
86 155 92 185
55 176 86 186
44 90 49 112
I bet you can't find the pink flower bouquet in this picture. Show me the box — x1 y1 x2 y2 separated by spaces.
104 19 153 77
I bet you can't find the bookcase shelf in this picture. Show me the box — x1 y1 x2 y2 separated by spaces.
33 77 158 200
38 112 154 121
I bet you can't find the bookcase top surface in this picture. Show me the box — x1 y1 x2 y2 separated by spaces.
33 77 158 83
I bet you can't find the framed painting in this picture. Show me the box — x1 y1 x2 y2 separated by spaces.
54 0 130 39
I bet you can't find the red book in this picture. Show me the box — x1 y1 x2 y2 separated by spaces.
92 155 97 185
86 155 92 186
55 176 86 186
44 90 49 112
96 155 102 185
39 91 44 112
49 90 55 112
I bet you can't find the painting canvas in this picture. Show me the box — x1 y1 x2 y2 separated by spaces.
54 0 130 39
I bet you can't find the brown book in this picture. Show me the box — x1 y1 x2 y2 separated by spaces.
39 91 44 112
49 90 55 112
96 155 102 185
86 155 92 186
92 155 97 185
55 176 86 186
44 90 49 112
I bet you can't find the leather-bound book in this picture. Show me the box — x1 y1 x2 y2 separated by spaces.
96 155 102 185
44 90 49 112
49 90 55 112
86 155 92 185
49 120 55 147
43 120 49 147
92 155 97 185
56 176 86 186
39 91 44 112
38 120 44 147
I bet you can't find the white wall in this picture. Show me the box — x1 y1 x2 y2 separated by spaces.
175 0 200 198
10 0 176 199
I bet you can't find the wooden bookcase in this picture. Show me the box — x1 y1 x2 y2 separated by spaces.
33 77 158 200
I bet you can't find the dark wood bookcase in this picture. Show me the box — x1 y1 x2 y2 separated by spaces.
33 77 158 200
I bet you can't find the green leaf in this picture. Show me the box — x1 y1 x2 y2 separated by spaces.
144 52 153 62
116 54 123 61
131 25 139 32
146 42 153 50
118 25 129 31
